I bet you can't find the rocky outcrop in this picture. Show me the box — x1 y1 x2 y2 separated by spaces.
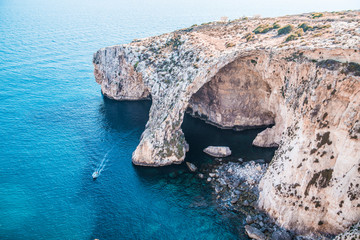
334 222 360 240
93 11 360 235
245 225 266 240
203 146 232 157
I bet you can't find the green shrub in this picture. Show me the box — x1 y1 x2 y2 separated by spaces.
315 24 331 30
253 24 272 34
278 25 293 35
298 23 313 32
285 34 298 42
311 13 323 18
272 22 281 29
134 61 139 70
294 28 304 37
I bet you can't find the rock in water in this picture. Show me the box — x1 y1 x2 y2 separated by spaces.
245 225 266 240
185 162 197 172
246 216 254 224
203 146 231 157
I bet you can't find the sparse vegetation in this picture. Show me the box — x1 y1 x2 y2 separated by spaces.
165 35 183 49
311 12 324 19
272 22 281 29
134 61 139 70
312 33 323 37
200 22 212 26
244 32 255 42
225 42 236 48
253 22 281 34
253 24 272 34
305 169 333 196
315 24 331 30
298 23 313 32
278 25 293 35
294 28 304 37
285 34 298 42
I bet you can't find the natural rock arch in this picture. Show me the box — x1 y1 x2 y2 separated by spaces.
93 11 360 234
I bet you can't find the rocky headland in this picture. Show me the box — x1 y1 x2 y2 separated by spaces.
93 11 360 238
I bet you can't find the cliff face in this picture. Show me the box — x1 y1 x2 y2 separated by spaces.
93 11 360 234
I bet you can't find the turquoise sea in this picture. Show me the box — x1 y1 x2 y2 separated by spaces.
1 0 358 239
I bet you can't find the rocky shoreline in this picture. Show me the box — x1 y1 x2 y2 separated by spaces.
194 157 347 240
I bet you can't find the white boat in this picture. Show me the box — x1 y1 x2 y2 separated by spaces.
92 171 99 179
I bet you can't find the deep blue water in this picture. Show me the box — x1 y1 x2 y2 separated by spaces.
1 0 358 239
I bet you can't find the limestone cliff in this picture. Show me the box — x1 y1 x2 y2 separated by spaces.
93 11 360 235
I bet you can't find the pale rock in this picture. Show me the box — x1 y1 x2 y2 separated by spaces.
185 162 197 172
203 146 232 157
245 225 266 240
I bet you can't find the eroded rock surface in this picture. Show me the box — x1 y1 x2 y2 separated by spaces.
93 11 360 235
203 146 232 157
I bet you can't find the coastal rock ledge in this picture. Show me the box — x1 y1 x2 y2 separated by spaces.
93 11 360 235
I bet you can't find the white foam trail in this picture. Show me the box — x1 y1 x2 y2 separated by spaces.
93 130 136 177
96 146 114 175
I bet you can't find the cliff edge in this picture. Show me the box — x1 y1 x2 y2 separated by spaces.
93 11 360 235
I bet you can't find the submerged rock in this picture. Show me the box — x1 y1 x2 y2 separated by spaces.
203 146 231 157
185 162 197 172
169 172 177 178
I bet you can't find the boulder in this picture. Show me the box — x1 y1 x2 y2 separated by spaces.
246 215 254 224
270 230 291 240
185 162 197 172
245 225 266 240
231 196 239 204
203 146 231 157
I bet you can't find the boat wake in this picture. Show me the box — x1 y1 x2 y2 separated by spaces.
92 146 114 179
92 130 135 179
